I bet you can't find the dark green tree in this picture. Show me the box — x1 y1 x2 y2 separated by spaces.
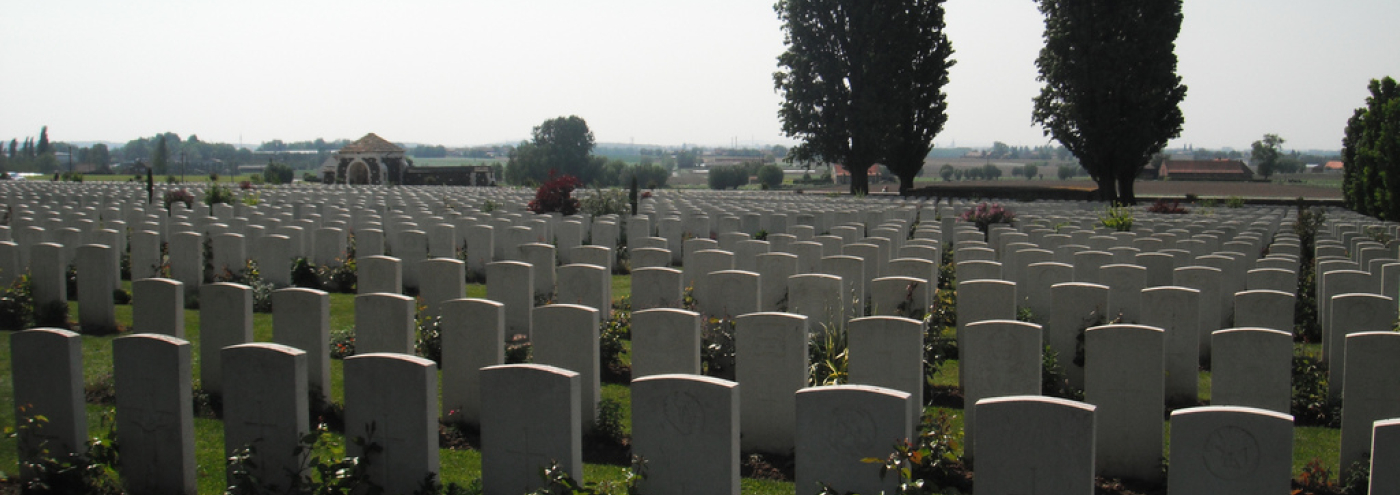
36 126 50 156
505 116 599 185
776 0 954 195
1251 134 1284 179
757 164 785 189
878 0 955 194
939 163 955 181
1342 76 1400 219
152 136 169 175
1032 0 1187 204
1022 162 1039 180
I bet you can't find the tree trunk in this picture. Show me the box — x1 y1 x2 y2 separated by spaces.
1116 174 1138 205
848 165 870 195
1094 175 1117 203
897 172 918 196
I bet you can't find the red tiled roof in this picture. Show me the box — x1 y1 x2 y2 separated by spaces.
1160 160 1251 176
339 133 404 154
833 164 881 176
1324 161 1344 170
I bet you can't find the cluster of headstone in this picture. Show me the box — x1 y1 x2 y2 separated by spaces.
7 180 1400 494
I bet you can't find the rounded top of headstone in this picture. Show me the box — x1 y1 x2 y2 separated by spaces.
632 373 737 389
1168 405 1293 423
975 394 1096 412
223 342 306 357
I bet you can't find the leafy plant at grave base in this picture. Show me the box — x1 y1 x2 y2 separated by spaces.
1098 205 1134 232
4 406 123 495
956 202 1015 238
1200 197 1219 208
701 317 737 380
1291 349 1340 427
527 171 582 215
291 257 321 290
166 175 178 184
203 182 235 210
329 327 356 359
249 174 265 186
1145 198 1189 214
241 191 260 207
119 252 131 281
414 301 444 367
0 273 36 330
316 257 358 293
239 180 253 190
226 422 385 495
809 323 849 386
481 199 500 213
937 243 956 290
1225 195 1245 208
580 187 630 217
599 310 631 381
847 410 969 495
163 188 194 211
591 398 628 448
504 334 532 364
1291 457 1369 495
1294 266 1321 342
754 229 769 241
525 456 647 495
65 264 78 299
111 289 131 305
1042 345 1082 401
1015 306 1037 324
35 300 71 330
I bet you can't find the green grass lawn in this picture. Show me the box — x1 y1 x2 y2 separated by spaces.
0 274 1347 493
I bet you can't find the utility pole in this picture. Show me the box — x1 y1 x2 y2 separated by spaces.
181 151 186 183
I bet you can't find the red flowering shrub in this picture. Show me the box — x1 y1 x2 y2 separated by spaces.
957 202 1016 234
1145 199 1189 214
238 180 253 190
527 171 582 215
640 191 652 199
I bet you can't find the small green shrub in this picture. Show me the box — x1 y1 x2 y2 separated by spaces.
701 317 737 380
1098 205 1134 232
203 182 235 209
1292 348 1339 427
809 323 849 386
0 274 35 330
1226 195 1245 208
600 310 631 380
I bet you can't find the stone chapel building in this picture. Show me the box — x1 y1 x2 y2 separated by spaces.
320 133 411 185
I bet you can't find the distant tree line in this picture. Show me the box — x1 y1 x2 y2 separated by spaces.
506 116 671 189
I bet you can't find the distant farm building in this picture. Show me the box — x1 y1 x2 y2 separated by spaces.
1323 161 1345 173
1146 159 1254 181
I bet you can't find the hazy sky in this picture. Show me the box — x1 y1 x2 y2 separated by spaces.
4 0 1398 152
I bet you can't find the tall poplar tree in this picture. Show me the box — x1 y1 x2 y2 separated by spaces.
1342 76 1400 220
774 0 954 195
1032 0 1187 204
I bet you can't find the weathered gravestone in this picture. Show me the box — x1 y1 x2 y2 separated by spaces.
10 328 86 468
480 364 581 495
737 312 808 454
221 343 308 490
795 385 912 495
1211 327 1292 414
272 288 331 402
199 283 253 396
1085 324 1164 482
343 353 439 495
487 261 533 338
532 304 602 431
1341 332 1400 480
353 292 415 354
631 308 702 378
847 316 925 427
631 374 739 495
630 267 683 311
962 319 1042 461
974 396 1096 494
114 333 196 495
441 298 503 427
132 278 184 337
1167 406 1293 495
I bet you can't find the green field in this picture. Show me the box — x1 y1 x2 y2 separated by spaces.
0 275 1348 493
